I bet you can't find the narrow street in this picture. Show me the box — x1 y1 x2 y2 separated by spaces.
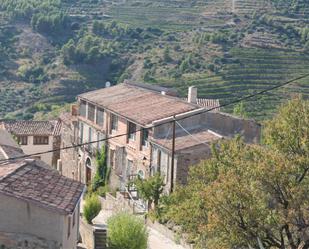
148 227 186 249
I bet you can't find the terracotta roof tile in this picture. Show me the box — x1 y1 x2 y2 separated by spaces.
0 160 84 214
2 120 62 136
151 128 222 152
78 83 200 126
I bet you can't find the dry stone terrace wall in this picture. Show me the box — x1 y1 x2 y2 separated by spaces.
0 232 61 249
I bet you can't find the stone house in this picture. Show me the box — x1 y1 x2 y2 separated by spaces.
0 120 62 168
59 82 260 192
0 158 85 249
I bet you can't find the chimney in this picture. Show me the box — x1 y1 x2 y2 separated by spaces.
188 86 197 104
161 91 166 95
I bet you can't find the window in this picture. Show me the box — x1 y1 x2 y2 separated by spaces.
138 170 144 179
127 159 133 177
87 104 95 122
128 122 136 141
141 129 149 147
17 136 28 145
88 127 92 143
88 127 92 151
97 132 104 151
110 114 118 132
73 211 76 227
110 149 115 168
33 136 49 145
79 100 86 117
96 108 104 127
79 123 84 144
67 216 71 238
157 150 161 173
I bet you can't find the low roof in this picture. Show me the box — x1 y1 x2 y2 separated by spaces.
78 83 200 126
2 120 62 136
0 130 20 148
151 128 222 152
0 160 84 215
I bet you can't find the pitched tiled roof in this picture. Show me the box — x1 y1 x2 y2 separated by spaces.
0 145 24 160
78 83 200 126
0 160 85 214
151 128 222 152
2 120 62 136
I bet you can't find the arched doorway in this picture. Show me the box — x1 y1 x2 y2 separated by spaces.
85 158 92 186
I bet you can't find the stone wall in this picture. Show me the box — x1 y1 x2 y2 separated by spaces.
0 232 61 249
79 219 94 249
176 144 212 185
59 115 79 180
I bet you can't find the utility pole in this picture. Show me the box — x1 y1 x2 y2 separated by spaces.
170 116 176 193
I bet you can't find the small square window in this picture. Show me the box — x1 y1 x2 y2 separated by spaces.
33 136 49 145
17 136 28 145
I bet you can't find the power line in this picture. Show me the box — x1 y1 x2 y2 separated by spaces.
0 73 308 163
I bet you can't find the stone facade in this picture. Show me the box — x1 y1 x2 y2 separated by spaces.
58 112 79 181
60 83 261 194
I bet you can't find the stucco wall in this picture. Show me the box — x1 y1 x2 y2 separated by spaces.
0 194 79 249
20 136 53 166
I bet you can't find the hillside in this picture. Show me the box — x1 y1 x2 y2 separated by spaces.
0 0 308 120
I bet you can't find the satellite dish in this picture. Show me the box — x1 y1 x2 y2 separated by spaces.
105 81 111 88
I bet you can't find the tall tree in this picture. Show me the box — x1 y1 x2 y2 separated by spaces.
165 98 309 249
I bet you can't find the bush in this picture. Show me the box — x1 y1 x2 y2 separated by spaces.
107 213 148 249
83 194 101 224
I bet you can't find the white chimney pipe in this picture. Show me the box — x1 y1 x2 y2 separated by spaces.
188 86 197 104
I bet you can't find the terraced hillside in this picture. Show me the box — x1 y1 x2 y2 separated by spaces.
0 0 308 120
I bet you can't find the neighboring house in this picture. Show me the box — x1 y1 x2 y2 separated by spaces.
60 82 260 193
0 158 85 249
0 120 62 168
0 129 24 158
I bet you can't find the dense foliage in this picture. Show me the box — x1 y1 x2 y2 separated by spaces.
83 193 101 224
162 98 309 249
134 173 164 211
91 146 110 193
107 213 148 249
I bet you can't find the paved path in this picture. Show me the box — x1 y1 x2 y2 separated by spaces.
148 227 186 249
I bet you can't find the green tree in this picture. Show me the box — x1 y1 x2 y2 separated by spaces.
165 99 309 249
83 194 101 224
134 173 164 210
107 213 148 249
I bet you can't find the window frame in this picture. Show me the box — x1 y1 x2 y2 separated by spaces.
141 128 149 147
96 108 104 127
33 136 49 145
128 122 137 141
17 135 28 145
110 114 118 132
67 216 71 238
87 103 95 122
79 100 87 118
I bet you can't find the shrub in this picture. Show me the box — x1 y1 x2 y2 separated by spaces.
107 213 148 249
83 194 101 224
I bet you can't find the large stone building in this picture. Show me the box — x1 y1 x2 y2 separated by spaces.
60 82 260 193
0 158 85 249
0 120 62 168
